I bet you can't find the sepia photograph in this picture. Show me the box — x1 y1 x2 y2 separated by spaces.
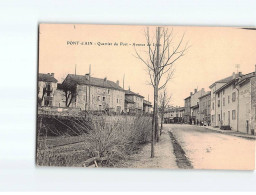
37 24 256 170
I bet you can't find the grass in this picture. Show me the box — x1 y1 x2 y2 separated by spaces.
36 114 152 167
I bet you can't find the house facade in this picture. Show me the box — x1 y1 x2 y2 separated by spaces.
125 90 144 113
143 100 152 114
164 106 185 123
209 73 240 127
190 88 206 124
57 74 125 113
184 96 191 123
38 73 58 107
198 92 211 125
212 69 256 134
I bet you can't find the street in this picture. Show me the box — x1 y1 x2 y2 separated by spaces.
166 124 256 170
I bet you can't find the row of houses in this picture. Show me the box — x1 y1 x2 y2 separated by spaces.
38 73 153 114
180 66 256 135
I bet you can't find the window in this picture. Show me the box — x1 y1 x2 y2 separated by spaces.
103 96 105 101
218 93 220 98
218 100 220 107
232 110 236 120
223 89 225 95
212 102 214 110
97 96 100 101
228 96 230 104
223 98 225 106
223 112 225 123
117 98 118 103
218 114 221 121
232 92 236 102
108 89 110 94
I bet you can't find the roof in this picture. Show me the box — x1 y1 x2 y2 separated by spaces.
209 73 242 88
125 90 144 98
143 100 152 106
184 96 191 100
198 91 211 99
214 72 255 94
237 72 256 86
38 73 58 83
62 74 124 91
125 97 135 104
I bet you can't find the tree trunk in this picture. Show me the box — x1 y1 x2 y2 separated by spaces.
155 88 159 142
155 26 160 142
160 112 163 136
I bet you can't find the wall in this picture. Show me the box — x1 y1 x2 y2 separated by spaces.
76 85 125 113
238 81 251 134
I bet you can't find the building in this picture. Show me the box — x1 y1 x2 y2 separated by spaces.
237 71 256 134
184 95 191 123
164 106 185 123
212 68 256 134
143 100 152 114
38 73 58 107
57 74 125 113
190 88 206 124
124 89 144 113
198 91 211 125
209 73 240 127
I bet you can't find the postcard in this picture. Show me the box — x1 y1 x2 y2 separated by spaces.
37 24 256 170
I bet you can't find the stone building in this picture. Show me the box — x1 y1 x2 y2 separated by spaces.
198 91 211 125
212 68 256 134
209 73 241 127
184 95 191 123
57 74 125 113
164 106 185 123
38 73 58 107
124 89 144 114
190 88 206 124
143 100 152 114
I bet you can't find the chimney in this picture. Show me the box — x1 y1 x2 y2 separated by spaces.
50 73 54 77
232 72 236 79
85 73 90 80
190 92 193 96
238 72 242 77
194 88 197 93
116 80 119 86
255 65 256 75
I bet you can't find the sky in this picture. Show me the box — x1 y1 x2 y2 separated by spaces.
39 24 256 106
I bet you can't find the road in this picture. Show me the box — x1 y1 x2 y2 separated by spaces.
165 124 255 170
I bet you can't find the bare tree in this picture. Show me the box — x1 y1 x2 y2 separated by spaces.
63 85 77 107
38 83 46 106
134 27 189 157
159 89 172 135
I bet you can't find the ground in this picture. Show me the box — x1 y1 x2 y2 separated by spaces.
122 124 255 170
119 129 178 169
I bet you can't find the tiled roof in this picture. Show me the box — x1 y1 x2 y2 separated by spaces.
38 73 58 83
62 74 124 91
209 73 242 88
125 90 144 98
214 72 255 94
